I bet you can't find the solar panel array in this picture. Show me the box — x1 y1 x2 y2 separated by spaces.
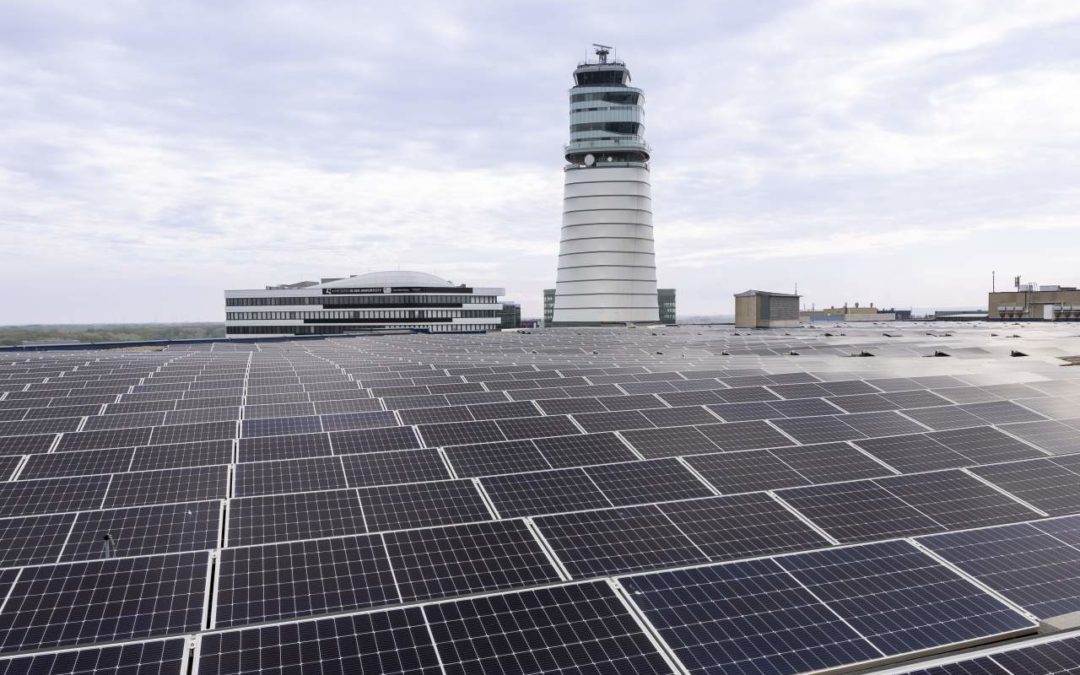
0 323 1078 673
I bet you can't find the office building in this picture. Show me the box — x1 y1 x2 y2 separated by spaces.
500 302 522 329
735 290 800 328
551 45 659 325
990 284 1080 320
545 288 674 326
225 271 504 337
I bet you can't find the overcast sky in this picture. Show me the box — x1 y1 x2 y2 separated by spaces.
2 1 1079 323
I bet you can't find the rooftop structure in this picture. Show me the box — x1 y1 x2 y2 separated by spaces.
551 45 659 325
734 289 800 328
225 270 504 336
1 323 1079 671
990 283 1080 321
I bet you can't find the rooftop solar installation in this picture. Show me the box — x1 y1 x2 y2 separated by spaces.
1 323 1078 671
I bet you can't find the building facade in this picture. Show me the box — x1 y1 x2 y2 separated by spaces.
551 46 659 326
545 288 673 325
499 302 522 329
225 271 504 337
800 303 898 323
989 286 1080 321
735 290 800 328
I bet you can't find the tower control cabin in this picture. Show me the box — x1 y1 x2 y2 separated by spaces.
550 45 660 326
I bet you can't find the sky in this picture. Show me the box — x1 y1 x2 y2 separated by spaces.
2 0 1079 323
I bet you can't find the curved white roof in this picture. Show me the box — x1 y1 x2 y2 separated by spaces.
319 271 455 288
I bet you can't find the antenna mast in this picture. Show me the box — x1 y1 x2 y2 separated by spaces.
592 43 613 64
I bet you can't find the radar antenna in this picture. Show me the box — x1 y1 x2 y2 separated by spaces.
592 43 613 64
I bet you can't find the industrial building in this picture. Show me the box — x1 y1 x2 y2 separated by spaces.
734 290 800 328
989 284 1080 321
545 288 675 325
551 45 660 325
224 271 504 337
800 302 900 323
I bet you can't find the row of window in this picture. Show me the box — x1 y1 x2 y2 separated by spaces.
570 91 641 105
226 295 498 307
225 323 495 335
227 309 498 321
570 122 642 136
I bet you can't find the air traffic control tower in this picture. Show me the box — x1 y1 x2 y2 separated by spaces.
550 45 660 326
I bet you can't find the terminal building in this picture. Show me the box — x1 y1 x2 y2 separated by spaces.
545 288 675 325
989 284 1080 321
550 45 660 325
224 271 504 337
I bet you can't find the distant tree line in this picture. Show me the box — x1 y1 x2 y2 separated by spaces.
0 323 226 346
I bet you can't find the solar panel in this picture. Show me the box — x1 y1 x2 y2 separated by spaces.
19 446 134 479
961 400 1047 425
329 426 420 455
423 580 674 675
240 416 320 438
620 558 882 675
0 552 209 653
357 479 492 531
618 425 718 459
56 427 152 452
901 405 988 431
466 400 541 420
769 441 893 483
853 433 968 473
0 476 110 517
480 468 613 518
227 489 366 547
0 513 77 566
103 466 229 509
919 519 1080 619
0 637 188 675
61 501 221 561
443 439 550 477
319 410 398 432
777 480 945 542
533 432 639 468
988 634 1080 674
496 414 581 440
930 426 1047 464
130 439 234 471
573 410 654 433
686 450 810 493
641 405 718 427
697 420 796 451
149 420 237 445
706 401 776 422
775 540 1035 656
659 492 831 560
770 416 866 444
536 397 606 415
971 459 1080 516
214 534 397 628
416 420 504 447
584 458 714 506
384 519 562 602
1000 420 1080 455
533 504 709 577
340 448 450 487
841 411 928 437
768 397 843 418
196 607 441 675
397 405 474 425
879 470 1040 529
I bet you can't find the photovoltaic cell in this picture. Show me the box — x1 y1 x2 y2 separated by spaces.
423 581 673 675
658 492 831 561
919 520 1080 619
778 480 945 542
480 468 613 518
0 552 209 654
329 426 420 455
534 432 638 468
496 414 580 440
227 489 366 547
619 425 719 459
686 450 811 494
620 558 881 675
384 519 562 602
776 540 1035 656
214 534 397 628
195 607 441 675
340 449 450 487
104 465 229 509
0 638 188 675
443 440 550 478
358 479 492 532
0 476 110 517
971 459 1080 516
534 504 708 577
61 501 221 562
233 457 346 498
0 513 77 566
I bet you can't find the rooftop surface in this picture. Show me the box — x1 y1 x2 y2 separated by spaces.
1 323 1079 673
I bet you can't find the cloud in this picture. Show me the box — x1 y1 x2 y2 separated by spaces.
1 0 1079 322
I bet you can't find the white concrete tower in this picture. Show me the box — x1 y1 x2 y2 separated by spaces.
551 45 659 326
